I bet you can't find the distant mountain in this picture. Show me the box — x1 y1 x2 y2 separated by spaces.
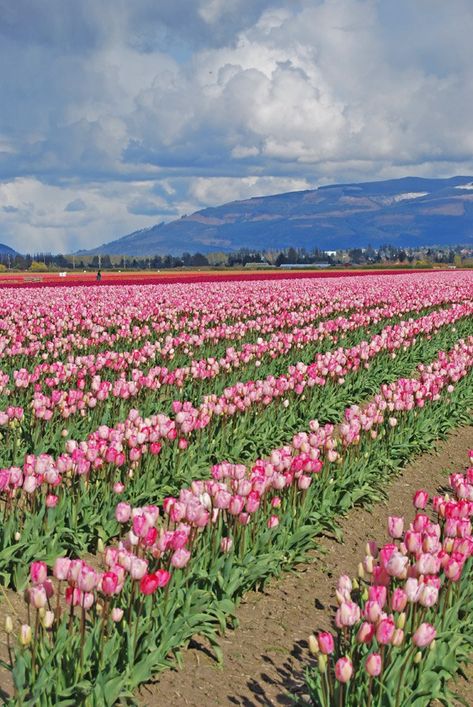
0 242 17 256
83 176 473 256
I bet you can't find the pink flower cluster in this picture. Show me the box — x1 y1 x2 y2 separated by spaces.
2 275 411 365
24 507 182 624
1 330 472 517
7 281 464 425
0 406 23 426
311 454 473 693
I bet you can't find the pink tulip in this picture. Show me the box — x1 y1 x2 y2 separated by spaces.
336 601 361 627
129 557 148 580
391 588 408 612
386 551 408 578
391 628 405 646
317 632 334 655
220 537 233 553
28 585 47 609
338 575 353 596
53 557 71 581
379 543 396 568
228 495 245 515
363 601 383 623
112 607 124 622
418 584 439 608
77 566 98 592
356 621 375 644
404 578 421 603
412 623 436 647
413 490 429 509
101 571 118 595
155 569 171 588
171 548 191 569
412 514 430 532
387 516 404 539
368 585 386 607
140 573 160 595
376 618 395 645
365 652 382 677
335 656 353 683
405 530 422 554
444 557 462 581
45 494 58 508
115 502 131 524
30 561 47 585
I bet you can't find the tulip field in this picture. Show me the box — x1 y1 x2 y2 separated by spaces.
0 270 472 705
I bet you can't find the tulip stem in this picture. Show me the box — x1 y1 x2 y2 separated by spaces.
6 632 13 669
441 582 452 628
31 610 39 676
127 581 136 625
79 602 86 669
367 675 373 707
55 581 61 623
133 596 145 656
395 645 415 707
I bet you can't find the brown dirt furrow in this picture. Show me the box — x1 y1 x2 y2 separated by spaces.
142 425 473 707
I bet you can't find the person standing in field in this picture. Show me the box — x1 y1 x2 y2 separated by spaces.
96 269 102 281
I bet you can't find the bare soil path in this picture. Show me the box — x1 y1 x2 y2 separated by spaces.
142 425 473 707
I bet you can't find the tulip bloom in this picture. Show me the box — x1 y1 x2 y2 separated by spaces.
140 573 160 595
376 618 395 645
101 571 119 595
335 656 353 683
413 623 436 647
53 557 71 581
418 584 438 608
365 652 382 677
368 585 386 607
115 502 132 524
19 624 32 646
30 561 47 585
112 607 124 622
220 537 233 553
413 490 429 509
317 631 334 655
391 588 408 612
387 516 404 539
356 621 375 644
171 548 191 569
336 601 361 627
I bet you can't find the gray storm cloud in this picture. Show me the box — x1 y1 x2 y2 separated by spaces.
0 0 472 252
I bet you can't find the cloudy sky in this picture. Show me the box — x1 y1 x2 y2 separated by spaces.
1 0 473 253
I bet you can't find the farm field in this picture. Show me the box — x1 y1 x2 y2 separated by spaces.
0 270 473 705
0 267 446 289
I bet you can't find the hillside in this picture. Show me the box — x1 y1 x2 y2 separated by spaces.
0 242 18 256
83 176 473 256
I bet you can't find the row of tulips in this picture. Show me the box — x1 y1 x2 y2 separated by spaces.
0 285 350 385
1 294 458 460
1 302 471 503
2 296 469 471
0 274 470 371
0 307 471 592
4 275 468 400
2 337 472 703
8 290 451 411
304 450 473 706
0 276 407 364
